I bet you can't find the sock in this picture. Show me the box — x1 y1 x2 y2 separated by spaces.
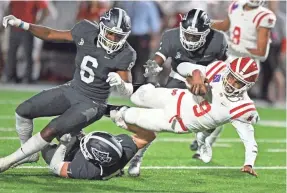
135 142 152 159
5 133 49 165
205 126 224 146
15 113 33 145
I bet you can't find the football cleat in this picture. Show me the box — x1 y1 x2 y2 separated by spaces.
198 142 212 163
190 139 199 151
11 153 39 168
128 155 142 177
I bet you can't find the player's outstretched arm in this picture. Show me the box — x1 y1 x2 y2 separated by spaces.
231 120 258 177
2 15 73 42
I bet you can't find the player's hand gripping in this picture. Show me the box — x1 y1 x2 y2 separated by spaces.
186 69 208 96
2 15 29 30
241 165 258 177
143 59 163 77
106 72 122 87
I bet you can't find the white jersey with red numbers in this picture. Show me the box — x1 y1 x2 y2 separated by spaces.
227 0 276 59
172 60 260 133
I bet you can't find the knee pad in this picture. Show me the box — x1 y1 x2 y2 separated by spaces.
131 84 155 106
16 101 33 119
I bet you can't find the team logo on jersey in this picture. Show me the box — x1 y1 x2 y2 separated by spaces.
213 74 221 82
78 38 84 46
127 62 134 71
91 147 112 164
175 52 181 59
231 3 239 11
268 18 274 25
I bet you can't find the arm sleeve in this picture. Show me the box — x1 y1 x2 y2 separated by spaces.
155 31 171 61
67 150 102 180
258 12 277 29
177 62 207 78
231 120 258 167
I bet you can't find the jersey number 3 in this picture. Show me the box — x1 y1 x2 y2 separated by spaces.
80 56 98 84
232 26 241 45
193 100 211 117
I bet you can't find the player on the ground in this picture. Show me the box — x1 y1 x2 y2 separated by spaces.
189 0 277 159
128 8 229 176
112 57 260 177
41 127 155 180
0 8 136 172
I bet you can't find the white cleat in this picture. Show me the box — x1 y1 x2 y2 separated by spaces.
128 155 142 177
0 158 13 173
199 142 212 163
11 153 39 168
110 106 128 130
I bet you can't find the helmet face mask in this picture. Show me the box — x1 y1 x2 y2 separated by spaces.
179 9 211 51
246 0 265 7
222 57 259 97
98 8 131 54
180 23 210 51
98 22 130 54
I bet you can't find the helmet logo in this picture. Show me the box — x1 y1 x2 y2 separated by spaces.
100 10 111 21
91 147 112 164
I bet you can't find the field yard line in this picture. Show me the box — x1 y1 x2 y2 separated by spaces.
0 115 285 127
14 166 287 170
0 136 285 143
267 149 287 153
0 128 15 132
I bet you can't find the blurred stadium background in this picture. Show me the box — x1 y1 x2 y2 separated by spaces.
0 1 286 193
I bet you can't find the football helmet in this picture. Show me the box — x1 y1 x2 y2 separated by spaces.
223 57 260 97
180 9 211 51
98 8 131 54
246 0 265 7
80 131 123 167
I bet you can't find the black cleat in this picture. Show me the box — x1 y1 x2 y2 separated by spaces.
190 140 199 151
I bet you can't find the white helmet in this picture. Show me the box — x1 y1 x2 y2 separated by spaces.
246 0 265 7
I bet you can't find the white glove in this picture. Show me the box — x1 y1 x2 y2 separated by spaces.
106 72 122 87
2 15 29 30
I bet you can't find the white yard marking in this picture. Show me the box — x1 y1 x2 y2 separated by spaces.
14 166 287 170
0 115 285 128
0 128 14 132
267 149 287 153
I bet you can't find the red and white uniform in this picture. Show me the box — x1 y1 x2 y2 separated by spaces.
126 60 259 134
227 0 276 62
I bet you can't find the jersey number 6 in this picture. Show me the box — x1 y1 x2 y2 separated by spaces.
80 56 98 84
193 100 211 117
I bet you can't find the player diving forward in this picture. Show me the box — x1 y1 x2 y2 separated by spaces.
188 0 277 158
129 8 229 176
112 57 260 177
0 8 136 172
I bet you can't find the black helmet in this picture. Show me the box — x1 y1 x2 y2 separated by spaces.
80 131 123 167
180 9 211 51
98 7 131 54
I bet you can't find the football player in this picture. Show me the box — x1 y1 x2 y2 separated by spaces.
189 0 277 159
41 128 155 180
0 8 136 172
112 57 260 177
129 8 228 176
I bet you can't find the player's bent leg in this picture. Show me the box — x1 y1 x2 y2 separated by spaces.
124 107 171 132
205 126 224 146
126 124 156 177
131 84 175 109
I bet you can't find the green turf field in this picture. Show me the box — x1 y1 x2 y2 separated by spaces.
0 90 286 193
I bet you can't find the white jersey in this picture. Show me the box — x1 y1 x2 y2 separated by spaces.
227 0 276 59
174 60 259 133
